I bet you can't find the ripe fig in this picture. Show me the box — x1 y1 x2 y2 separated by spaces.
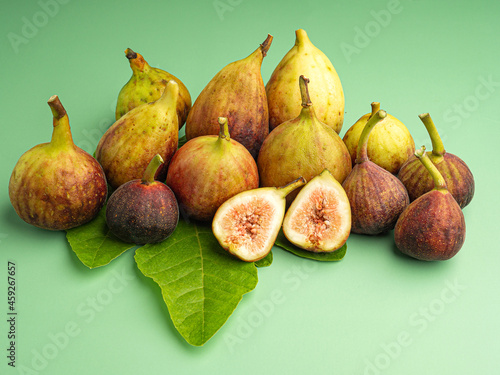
283 169 351 252
106 154 179 245
394 146 466 261
266 29 344 133
342 102 415 174
115 48 191 128
212 177 306 262
342 109 410 235
96 80 179 190
185 34 273 158
397 113 474 208
166 117 259 221
9 96 107 230
257 76 352 204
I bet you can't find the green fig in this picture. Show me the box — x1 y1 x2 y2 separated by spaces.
397 113 474 208
212 177 306 262
342 110 410 235
9 96 107 230
106 154 179 245
96 80 179 190
394 146 466 261
185 34 273 158
342 102 415 174
257 76 352 204
115 48 191 128
166 117 259 221
266 29 344 133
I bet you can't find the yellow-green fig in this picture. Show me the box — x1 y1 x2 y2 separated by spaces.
96 80 179 190
115 48 191 128
9 96 107 230
342 102 415 174
266 29 344 133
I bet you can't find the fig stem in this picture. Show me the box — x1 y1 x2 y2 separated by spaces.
260 34 273 57
142 154 164 184
419 113 445 157
414 146 447 190
355 110 387 163
295 29 310 45
48 95 73 148
299 75 312 108
370 102 381 118
218 117 231 141
157 80 179 107
126 48 148 73
277 177 307 198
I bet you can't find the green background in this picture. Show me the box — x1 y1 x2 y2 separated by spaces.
1 0 499 373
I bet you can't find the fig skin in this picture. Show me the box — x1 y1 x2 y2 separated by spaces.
394 146 466 261
342 109 409 235
342 102 415 174
96 80 179 190
106 155 179 245
266 29 344 133
166 117 259 222
185 35 272 159
397 113 474 208
9 96 107 230
116 48 192 129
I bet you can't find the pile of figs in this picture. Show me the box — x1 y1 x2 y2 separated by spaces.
8 29 474 262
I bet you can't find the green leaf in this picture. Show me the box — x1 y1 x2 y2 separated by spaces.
274 230 347 261
178 134 188 148
254 251 273 268
134 219 258 346
66 206 136 268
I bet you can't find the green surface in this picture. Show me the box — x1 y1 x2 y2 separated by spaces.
1 0 499 373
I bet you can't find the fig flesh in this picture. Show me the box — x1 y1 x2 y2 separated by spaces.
106 155 179 245
212 177 306 262
9 96 107 230
394 146 466 261
116 48 191 128
283 169 351 252
166 117 259 221
397 113 474 208
342 109 410 235
342 102 415 174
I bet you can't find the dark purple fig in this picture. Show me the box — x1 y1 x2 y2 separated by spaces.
342 109 409 235
106 154 178 245
398 113 474 208
394 146 466 261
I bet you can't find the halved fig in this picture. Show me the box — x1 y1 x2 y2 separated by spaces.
283 169 351 252
212 177 306 262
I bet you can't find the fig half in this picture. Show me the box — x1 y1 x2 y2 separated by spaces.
212 177 306 262
283 169 351 252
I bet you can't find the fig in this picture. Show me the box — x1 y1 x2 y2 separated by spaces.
166 117 259 221
397 113 474 208
96 80 179 190
266 29 344 133
185 34 273 158
212 177 306 262
115 48 191 128
106 154 179 245
257 75 352 204
9 96 107 230
342 102 415 174
342 109 410 235
394 146 466 261
283 169 351 252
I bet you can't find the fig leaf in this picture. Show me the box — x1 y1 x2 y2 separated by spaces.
66 206 136 268
134 219 259 346
254 251 273 267
274 230 347 261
